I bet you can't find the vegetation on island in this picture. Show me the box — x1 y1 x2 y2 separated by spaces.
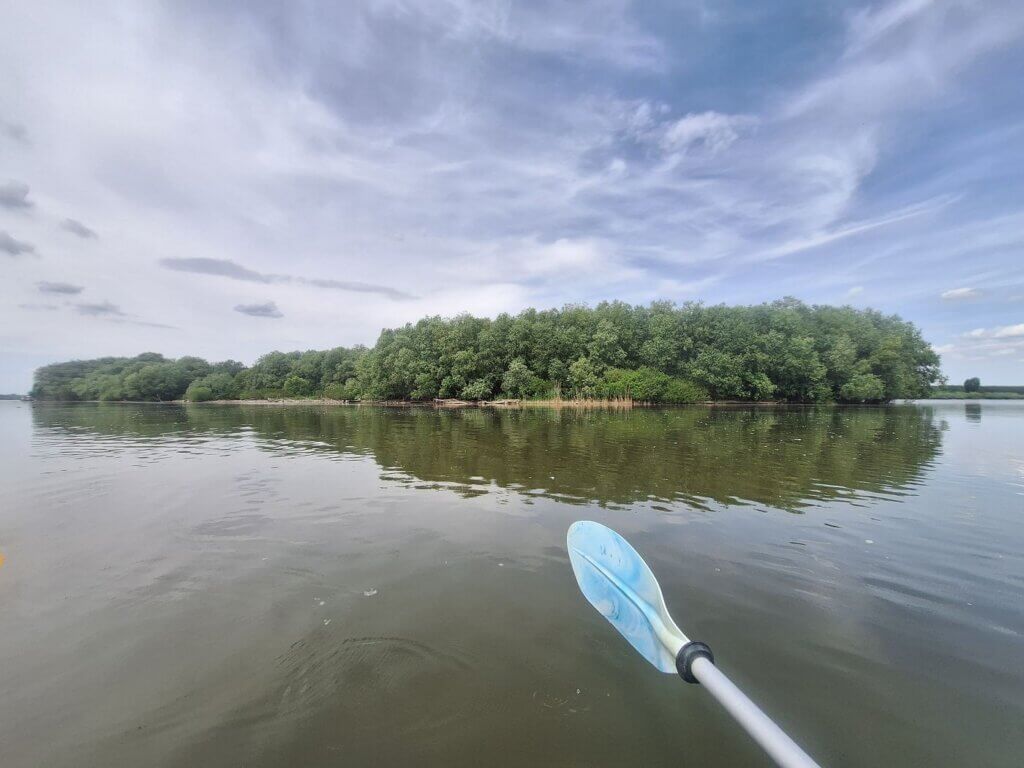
31 299 942 404
926 379 1024 400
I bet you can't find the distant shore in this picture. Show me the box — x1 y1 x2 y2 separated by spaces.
923 391 1024 400
176 397 679 408
25 395 1023 407
31 397 833 408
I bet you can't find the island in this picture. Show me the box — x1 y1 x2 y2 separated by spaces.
29 298 941 405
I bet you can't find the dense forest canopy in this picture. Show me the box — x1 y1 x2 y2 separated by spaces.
31 299 942 403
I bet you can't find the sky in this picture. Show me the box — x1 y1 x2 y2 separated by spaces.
2 0 1024 392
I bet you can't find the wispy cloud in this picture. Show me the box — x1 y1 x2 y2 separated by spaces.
120 318 176 329
425 0 666 71
844 0 936 57
941 287 982 301
234 301 283 319
163 257 267 283
993 323 1024 338
0 120 28 144
61 219 97 239
660 112 754 155
72 300 173 328
941 323 1024 364
747 198 954 263
2 1 1024 389
160 257 417 300
0 180 32 209
962 325 1024 339
75 301 125 317
0 230 35 257
37 281 84 295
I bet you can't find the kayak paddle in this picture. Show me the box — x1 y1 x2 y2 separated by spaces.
567 520 821 768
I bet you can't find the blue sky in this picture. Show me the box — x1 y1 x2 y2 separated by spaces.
2 0 1023 391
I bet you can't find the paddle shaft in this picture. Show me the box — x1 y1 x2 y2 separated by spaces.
692 657 822 768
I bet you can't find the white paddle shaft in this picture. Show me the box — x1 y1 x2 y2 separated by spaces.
692 657 821 768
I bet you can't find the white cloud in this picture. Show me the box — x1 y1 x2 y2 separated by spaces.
424 0 666 71
846 286 864 297
945 324 1024 367
844 0 936 57
748 197 952 262
941 287 981 300
1 0 1024 389
994 323 1024 338
785 0 1024 121
661 112 752 155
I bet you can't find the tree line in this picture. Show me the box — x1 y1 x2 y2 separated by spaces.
30 298 942 404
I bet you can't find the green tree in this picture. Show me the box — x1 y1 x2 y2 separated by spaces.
964 377 981 393
30 300 943 404
662 378 708 403
283 375 314 397
461 378 492 400
840 373 886 403
212 360 246 377
588 318 626 369
185 372 237 401
324 378 362 400
122 363 191 401
599 367 668 401
568 356 599 399
501 359 534 398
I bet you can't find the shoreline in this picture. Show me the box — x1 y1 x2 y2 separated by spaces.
28 397 859 408
19 399 1024 411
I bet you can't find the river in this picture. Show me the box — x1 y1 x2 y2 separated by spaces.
0 401 1021 767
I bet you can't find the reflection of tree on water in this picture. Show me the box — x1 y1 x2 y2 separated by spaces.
965 403 982 423
33 403 943 510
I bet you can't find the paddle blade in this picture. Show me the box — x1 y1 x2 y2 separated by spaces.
567 520 687 673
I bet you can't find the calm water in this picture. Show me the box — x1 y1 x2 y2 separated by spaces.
1 402 1022 767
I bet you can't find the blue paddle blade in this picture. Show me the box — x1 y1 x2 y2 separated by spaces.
567 520 688 673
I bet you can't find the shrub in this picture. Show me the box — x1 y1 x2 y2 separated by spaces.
185 385 214 402
839 373 886 403
599 367 666 401
323 379 362 400
282 375 314 397
568 356 599 399
184 372 237 402
661 378 708 403
744 372 776 401
460 378 492 400
598 368 707 403
501 359 534 398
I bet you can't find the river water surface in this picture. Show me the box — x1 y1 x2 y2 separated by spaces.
1 401 1022 767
